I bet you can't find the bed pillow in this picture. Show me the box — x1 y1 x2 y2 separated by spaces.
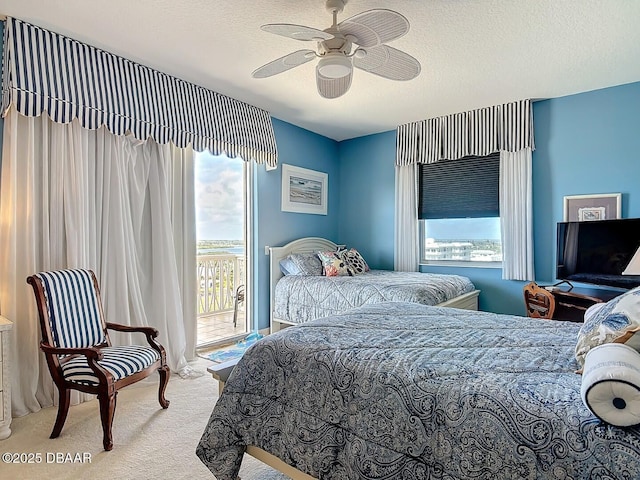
279 258 296 276
317 251 352 277
340 248 370 275
575 286 640 368
279 253 323 276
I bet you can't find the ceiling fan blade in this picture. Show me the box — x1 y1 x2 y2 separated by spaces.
354 45 421 81
252 50 316 78
316 68 352 99
338 9 410 48
261 24 334 42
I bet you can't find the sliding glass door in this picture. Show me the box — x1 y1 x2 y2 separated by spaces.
195 152 251 348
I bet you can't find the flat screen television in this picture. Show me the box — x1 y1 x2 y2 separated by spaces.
556 218 640 290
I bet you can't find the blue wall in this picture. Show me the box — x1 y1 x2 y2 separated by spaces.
533 82 640 283
337 81 640 316
337 131 396 270
253 118 340 330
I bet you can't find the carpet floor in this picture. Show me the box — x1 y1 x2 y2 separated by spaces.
0 358 290 480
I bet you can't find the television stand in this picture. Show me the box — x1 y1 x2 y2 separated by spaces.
545 285 622 322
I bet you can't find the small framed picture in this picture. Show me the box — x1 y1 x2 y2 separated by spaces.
281 164 328 215
563 193 621 222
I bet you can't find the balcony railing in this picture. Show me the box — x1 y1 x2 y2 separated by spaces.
197 254 245 317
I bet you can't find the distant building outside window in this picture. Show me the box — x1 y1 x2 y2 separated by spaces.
421 217 502 265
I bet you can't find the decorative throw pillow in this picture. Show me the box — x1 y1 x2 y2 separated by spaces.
575 286 640 368
340 248 370 275
279 253 322 276
317 251 351 277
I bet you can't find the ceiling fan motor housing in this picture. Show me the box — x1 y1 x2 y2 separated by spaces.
318 32 352 55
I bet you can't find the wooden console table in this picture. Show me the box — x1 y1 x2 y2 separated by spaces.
547 285 623 322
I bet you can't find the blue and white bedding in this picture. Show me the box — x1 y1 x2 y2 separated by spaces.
197 302 640 479
274 270 475 324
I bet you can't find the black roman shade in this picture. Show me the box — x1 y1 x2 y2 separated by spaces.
418 152 500 219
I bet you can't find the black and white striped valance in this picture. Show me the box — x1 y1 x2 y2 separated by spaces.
396 99 533 166
1 17 278 167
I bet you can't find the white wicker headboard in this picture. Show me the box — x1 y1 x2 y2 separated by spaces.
268 237 342 331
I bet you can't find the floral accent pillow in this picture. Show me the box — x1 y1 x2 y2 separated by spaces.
317 251 351 277
340 248 370 275
279 253 322 276
575 286 640 368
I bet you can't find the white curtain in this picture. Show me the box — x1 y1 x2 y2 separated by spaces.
394 163 419 272
0 107 196 416
167 147 197 361
500 148 534 281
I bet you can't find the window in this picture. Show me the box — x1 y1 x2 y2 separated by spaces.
419 153 502 265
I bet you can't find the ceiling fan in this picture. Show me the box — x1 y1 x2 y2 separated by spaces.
252 0 421 99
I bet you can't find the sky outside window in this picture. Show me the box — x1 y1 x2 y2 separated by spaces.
425 217 501 240
195 152 244 241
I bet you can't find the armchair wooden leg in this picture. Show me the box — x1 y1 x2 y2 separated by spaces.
50 387 71 439
158 365 170 409
98 391 117 451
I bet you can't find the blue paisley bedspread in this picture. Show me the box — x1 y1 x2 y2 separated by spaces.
196 302 640 480
274 270 475 324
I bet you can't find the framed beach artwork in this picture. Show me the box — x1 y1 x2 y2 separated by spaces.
281 164 328 215
563 193 621 222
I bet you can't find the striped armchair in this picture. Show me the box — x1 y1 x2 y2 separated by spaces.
27 269 170 451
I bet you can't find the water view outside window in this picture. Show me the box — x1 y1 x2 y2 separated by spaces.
423 217 502 262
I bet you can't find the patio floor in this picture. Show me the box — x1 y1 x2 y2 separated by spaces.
197 309 247 348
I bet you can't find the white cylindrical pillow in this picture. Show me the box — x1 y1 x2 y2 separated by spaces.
581 343 640 427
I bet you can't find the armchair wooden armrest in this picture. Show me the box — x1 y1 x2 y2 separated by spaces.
40 342 113 383
40 342 104 360
105 322 166 359
106 322 159 337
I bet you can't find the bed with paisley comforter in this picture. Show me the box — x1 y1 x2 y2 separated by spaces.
196 302 640 480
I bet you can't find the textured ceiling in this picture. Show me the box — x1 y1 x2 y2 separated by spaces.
0 0 639 141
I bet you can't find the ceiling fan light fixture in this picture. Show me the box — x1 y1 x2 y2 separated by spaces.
317 53 352 78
